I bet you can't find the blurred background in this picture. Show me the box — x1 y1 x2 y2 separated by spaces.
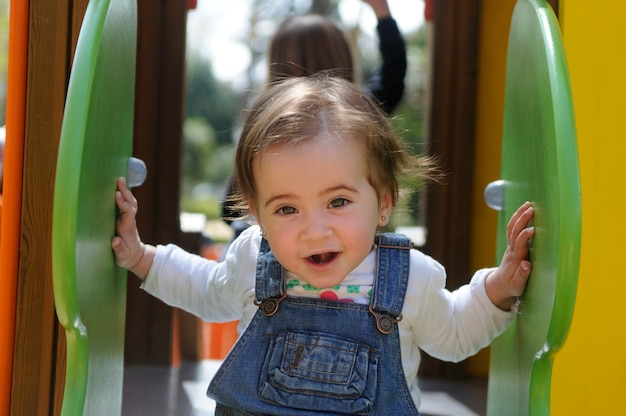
179 0 429 241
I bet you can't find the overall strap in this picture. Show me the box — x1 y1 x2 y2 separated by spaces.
255 237 284 302
371 233 413 319
254 233 412 324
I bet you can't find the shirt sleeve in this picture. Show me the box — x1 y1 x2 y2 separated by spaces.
140 226 260 323
404 251 516 362
363 17 407 114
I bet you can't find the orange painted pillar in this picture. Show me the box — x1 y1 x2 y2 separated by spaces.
0 0 29 412
200 243 239 359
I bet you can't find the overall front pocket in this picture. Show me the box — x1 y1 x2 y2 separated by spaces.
259 331 379 415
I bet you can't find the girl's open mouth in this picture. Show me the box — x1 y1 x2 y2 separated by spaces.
308 252 338 264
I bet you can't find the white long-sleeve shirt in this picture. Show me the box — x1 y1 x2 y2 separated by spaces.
141 225 515 408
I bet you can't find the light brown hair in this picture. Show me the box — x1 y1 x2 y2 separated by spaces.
233 76 437 215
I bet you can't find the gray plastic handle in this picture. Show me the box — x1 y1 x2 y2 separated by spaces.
484 179 505 211
127 157 147 188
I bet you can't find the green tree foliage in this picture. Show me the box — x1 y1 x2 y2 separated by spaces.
185 52 242 146
182 117 215 184
180 117 235 218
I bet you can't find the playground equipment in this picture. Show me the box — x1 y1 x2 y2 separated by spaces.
485 0 582 414
52 0 138 414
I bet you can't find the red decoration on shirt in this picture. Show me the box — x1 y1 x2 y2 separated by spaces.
320 290 355 303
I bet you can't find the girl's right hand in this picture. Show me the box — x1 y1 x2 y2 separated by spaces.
111 177 154 280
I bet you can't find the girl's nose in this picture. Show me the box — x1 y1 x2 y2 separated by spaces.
300 211 332 241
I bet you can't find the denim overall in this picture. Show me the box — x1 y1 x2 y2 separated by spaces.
207 233 419 416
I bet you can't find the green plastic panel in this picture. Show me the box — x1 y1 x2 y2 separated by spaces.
52 0 137 414
486 1 581 415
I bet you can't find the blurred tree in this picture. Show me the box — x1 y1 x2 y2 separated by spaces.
180 117 235 218
185 52 242 146
182 117 215 185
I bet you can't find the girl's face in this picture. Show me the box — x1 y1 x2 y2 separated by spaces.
250 134 392 289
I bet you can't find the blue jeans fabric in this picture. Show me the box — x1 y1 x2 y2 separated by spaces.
208 233 419 415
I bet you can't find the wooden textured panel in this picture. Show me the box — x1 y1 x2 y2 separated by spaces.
421 0 480 378
10 1 81 415
124 0 191 366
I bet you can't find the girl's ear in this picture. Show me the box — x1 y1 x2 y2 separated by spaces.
378 191 393 227
248 200 262 228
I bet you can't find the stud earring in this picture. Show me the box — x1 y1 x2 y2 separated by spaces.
381 215 387 222
260 229 267 238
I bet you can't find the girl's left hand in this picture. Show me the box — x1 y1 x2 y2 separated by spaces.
485 202 535 311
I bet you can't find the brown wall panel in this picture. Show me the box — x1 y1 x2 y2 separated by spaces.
10 0 88 414
421 0 481 378
124 0 191 366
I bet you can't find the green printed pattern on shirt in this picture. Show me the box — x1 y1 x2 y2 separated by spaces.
286 279 372 304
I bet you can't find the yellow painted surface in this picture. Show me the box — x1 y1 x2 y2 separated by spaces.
468 0 517 376
551 1 626 413
473 0 625 411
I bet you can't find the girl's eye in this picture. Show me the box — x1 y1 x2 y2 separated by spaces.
276 206 297 215
329 198 349 208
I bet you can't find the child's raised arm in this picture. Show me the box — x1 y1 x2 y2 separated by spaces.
485 202 535 311
363 0 392 19
111 177 155 280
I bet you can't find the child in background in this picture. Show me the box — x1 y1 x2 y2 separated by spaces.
267 0 406 114
113 76 534 415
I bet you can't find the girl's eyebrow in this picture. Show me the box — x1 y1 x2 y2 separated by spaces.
323 184 358 195
263 185 359 209
264 193 294 208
